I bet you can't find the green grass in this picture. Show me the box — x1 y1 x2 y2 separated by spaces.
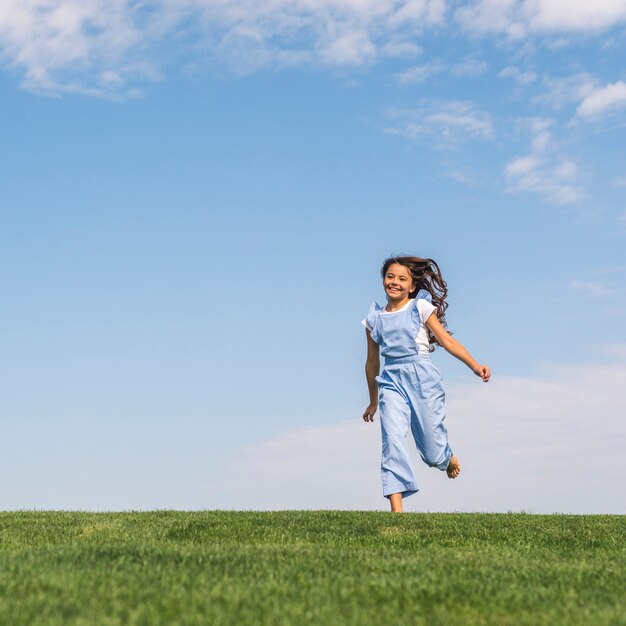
1 511 624 625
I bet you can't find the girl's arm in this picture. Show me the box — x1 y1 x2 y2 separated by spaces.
363 329 380 421
425 314 491 382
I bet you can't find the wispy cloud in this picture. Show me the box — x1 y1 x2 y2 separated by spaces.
0 0 448 97
449 54 488 77
444 166 483 185
3 1 624 99
456 0 626 37
498 65 537 85
396 60 448 84
530 73 626 128
209 350 626 513
380 40 423 59
504 118 583 204
386 99 494 147
569 280 616 297
529 72 626 128
455 0 528 39
576 81 626 120
0 0 166 98
527 0 626 32
396 54 487 84
533 72 598 110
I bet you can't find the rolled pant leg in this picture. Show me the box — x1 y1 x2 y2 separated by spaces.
378 382 419 499
409 361 453 471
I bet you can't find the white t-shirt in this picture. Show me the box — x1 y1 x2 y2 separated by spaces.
361 298 436 354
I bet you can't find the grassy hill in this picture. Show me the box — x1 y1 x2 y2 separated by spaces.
1 511 624 625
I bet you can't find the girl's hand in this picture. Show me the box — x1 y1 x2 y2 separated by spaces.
362 403 378 422
473 364 491 382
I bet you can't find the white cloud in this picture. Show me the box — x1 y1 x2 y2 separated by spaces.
449 54 487 76
444 166 482 185
505 157 581 203
532 74 626 125
5 348 625 512
504 117 583 204
0 0 165 98
386 99 494 147
317 27 377 66
553 160 577 179
396 54 487 84
498 65 537 85
505 155 540 177
396 60 447 83
456 0 527 38
576 81 626 120
527 0 626 32
569 280 615 296
5 0 622 99
209 350 626 513
534 72 598 110
380 40 422 58
547 36 571 50
0 0 448 97
456 0 626 37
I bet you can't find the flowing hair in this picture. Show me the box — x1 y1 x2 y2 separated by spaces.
380 254 453 351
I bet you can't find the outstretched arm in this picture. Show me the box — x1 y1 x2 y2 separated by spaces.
363 329 380 421
425 313 491 382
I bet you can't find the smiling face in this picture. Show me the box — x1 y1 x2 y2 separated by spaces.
383 262 415 302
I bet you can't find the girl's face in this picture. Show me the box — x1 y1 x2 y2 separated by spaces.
383 263 415 301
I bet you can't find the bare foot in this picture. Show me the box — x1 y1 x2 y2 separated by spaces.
446 454 461 478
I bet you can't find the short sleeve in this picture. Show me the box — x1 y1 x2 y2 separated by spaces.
415 288 432 303
363 302 382 343
416 298 436 325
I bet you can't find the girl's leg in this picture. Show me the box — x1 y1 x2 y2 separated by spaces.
408 362 456 474
379 384 420 501
389 493 403 512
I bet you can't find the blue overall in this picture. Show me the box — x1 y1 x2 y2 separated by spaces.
365 290 453 499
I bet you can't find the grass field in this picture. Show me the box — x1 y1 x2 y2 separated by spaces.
0 511 624 625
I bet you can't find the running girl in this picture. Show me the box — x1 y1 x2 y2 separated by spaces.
362 255 490 513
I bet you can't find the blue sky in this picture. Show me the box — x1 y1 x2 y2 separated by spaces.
1 1 625 513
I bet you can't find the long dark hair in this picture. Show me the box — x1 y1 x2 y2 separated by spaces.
380 254 453 350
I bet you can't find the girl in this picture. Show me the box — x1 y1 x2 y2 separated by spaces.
362 255 490 513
